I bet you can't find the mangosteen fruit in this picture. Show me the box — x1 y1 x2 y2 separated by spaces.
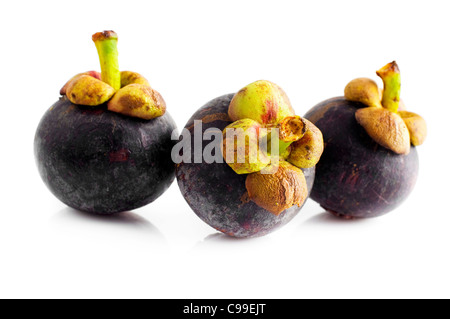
304 61 427 219
176 81 324 238
35 31 177 214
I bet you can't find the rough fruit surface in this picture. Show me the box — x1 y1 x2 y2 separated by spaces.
304 97 419 218
35 97 177 214
176 94 315 238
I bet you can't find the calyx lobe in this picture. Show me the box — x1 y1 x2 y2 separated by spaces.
344 61 427 153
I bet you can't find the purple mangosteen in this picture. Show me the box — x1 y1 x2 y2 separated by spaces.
35 31 177 214
304 62 427 218
176 81 324 238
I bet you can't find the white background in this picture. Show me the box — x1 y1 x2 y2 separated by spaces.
0 0 449 299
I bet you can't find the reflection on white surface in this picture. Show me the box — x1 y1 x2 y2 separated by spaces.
193 231 273 252
51 207 168 246
202 232 262 243
302 211 371 226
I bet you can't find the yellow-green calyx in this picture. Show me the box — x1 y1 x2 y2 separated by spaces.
59 31 166 120
345 61 427 154
222 80 324 215
108 84 166 120
222 119 270 174
228 80 295 125
64 74 115 106
288 119 324 168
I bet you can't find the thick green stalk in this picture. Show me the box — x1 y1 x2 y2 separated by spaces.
92 31 121 91
377 61 401 113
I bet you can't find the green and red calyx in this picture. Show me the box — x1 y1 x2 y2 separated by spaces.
222 80 324 215
344 61 427 154
60 31 166 120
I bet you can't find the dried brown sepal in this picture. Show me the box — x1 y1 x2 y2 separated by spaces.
245 161 308 215
277 116 307 142
356 107 410 155
60 71 102 95
398 111 427 146
108 84 166 120
65 74 115 106
345 78 382 108
121 71 151 88
288 119 324 168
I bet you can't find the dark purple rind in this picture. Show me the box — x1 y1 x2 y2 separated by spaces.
304 97 419 218
34 97 177 214
176 94 315 238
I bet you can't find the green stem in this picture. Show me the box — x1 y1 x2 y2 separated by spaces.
278 140 293 158
92 31 121 91
265 132 295 158
377 61 401 113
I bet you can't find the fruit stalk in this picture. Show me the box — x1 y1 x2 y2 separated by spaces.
265 132 301 158
266 116 306 157
92 31 121 91
377 61 401 113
